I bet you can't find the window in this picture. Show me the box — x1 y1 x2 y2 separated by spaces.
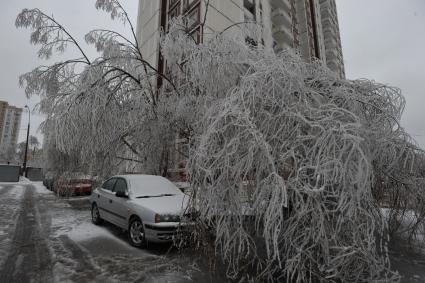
190 27 201 44
113 178 128 194
168 2 181 27
183 0 197 12
159 0 202 87
166 0 201 34
102 178 116 191
244 0 256 17
169 0 180 8
186 4 200 31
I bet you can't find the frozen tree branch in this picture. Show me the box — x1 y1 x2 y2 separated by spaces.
161 21 424 282
17 5 425 282
16 8 91 63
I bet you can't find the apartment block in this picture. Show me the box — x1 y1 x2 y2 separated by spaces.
0 101 23 160
135 0 346 175
136 0 345 78
319 0 345 77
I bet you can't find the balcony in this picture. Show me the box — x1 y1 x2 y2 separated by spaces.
324 36 336 47
326 48 338 60
272 24 293 46
271 8 292 27
271 0 291 11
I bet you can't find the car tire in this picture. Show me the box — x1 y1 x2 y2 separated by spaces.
91 203 103 225
128 217 147 248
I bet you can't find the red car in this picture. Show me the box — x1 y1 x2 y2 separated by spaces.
54 178 93 196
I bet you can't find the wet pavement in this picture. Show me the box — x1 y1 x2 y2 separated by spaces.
0 183 227 283
0 182 424 282
389 237 425 283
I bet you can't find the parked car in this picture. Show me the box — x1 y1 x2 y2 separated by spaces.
90 174 189 247
54 175 93 196
43 172 56 191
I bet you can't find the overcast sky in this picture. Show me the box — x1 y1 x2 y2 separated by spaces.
0 1 424 148
0 0 139 144
337 0 425 148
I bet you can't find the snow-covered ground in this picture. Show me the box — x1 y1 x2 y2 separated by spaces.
0 183 25 268
3 180 423 282
0 180 226 282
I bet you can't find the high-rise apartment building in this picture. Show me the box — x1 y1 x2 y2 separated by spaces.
318 0 345 77
135 0 346 175
0 101 23 161
136 0 345 78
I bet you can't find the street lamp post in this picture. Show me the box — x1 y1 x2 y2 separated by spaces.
22 105 30 177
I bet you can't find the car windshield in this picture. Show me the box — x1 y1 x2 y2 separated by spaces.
128 175 183 198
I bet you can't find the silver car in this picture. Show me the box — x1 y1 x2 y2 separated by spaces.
89 174 189 247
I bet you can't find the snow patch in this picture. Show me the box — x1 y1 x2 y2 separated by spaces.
32 182 53 195
7 185 25 199
67 221 117 242
66 195 90 202
19 176 31 183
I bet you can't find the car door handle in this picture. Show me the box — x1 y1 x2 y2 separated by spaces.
109 199 112 203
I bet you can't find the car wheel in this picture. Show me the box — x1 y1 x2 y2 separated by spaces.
128 217 146 248
91 203 103 225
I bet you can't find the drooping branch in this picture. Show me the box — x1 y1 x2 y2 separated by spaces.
16 8 91 64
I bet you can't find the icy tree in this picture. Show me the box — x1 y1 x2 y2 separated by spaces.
16 2 178 177
16 2 425 282
161 21 425 282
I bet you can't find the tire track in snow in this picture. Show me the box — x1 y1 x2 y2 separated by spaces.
57 235 100 282
0 185 24 268
0 185 53 282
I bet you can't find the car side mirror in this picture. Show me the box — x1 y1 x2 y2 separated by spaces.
115 190 128 198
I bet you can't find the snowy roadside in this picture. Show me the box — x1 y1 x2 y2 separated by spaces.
4 181 424 282
27 181 220 282
0 183 25 268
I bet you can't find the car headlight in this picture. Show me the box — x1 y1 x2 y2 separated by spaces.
155 214 180 223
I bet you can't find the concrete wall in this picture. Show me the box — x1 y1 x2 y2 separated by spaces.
0 164 20 182
137 0 162 69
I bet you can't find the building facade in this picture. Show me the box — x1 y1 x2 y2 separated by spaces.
0 101 23 161
136 0 345 78
135 0 345 175
318 0 345 77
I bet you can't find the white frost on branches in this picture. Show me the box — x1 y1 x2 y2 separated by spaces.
161 20 424 282
16 5 425 282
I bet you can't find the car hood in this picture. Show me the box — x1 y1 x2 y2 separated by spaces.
131 194 189 215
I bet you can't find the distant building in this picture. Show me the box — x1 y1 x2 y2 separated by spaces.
136 0 345 78
0 101 23 161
